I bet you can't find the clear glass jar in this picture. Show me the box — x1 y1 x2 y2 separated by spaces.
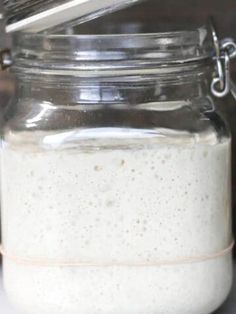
1 25 233 314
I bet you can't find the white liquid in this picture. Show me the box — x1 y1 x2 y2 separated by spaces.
1 131 233 314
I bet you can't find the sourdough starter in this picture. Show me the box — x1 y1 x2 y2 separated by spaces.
1 130 233 314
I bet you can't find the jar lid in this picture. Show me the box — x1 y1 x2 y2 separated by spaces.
4 0 144 33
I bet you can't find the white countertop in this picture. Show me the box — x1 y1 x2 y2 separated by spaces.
0 266 235 314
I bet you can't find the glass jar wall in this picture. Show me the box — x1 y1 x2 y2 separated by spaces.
0 26 233 314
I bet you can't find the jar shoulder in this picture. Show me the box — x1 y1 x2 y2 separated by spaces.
3 97 230 150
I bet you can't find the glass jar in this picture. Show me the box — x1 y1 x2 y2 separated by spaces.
1 25 234 314
0 9 13 118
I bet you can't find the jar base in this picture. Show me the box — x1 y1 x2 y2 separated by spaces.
3 255 233 314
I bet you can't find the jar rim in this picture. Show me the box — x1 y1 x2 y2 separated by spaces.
12 25 214 75
15 28 208 39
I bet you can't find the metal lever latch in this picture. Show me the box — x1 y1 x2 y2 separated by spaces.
210 24 236 99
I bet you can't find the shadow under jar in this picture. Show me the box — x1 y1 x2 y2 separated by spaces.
0 25 234 314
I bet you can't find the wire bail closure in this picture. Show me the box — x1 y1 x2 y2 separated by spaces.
210 22 236 98
0 48 12 71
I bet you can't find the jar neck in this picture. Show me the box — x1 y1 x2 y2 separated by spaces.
15 62 211 107
12 27 214 107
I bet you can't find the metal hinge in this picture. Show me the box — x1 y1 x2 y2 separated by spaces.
210 20 236 99
0 48 12 71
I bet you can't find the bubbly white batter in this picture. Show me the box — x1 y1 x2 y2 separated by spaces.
1 130 233 314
